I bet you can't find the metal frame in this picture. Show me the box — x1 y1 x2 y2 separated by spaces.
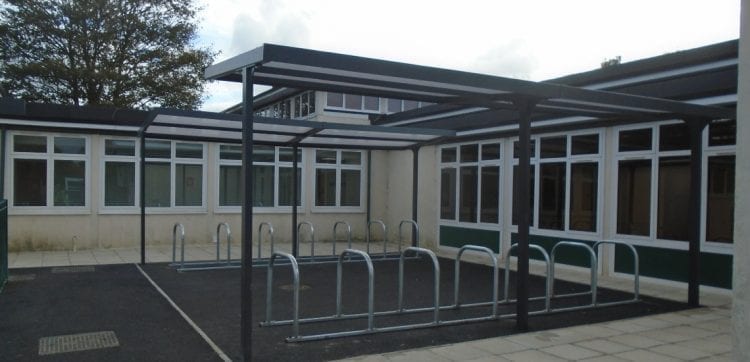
550 241 598 308
398 219 420 252
366 220 387 257
297 221 316 261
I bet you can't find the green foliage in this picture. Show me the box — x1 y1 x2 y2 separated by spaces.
0 0 216 109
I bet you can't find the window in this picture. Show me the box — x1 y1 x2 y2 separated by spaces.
512 132 601 233
217 145 302 210
386 99 433 113
326 92 380 113
314 149 364 208
144 140 205 208
440 142 501 224
103 139 137 208
614 121 735 245
11 133 88 209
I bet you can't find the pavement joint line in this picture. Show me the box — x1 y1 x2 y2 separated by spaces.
134 263 232 362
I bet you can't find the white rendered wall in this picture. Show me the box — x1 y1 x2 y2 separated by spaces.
734 1 750 360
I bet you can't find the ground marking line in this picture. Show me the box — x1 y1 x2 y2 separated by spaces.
135 263 232 362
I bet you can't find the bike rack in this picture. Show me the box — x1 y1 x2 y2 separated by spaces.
398 219 420 252
264 252 300 339
297 221 316 261
397 247 440 325
503 243 552 312
453 245 498 317
216 222 232 265
258 222 275 259
549 241 598 310
332 221 352 257
366 220 387 257
172 223 186 269
593 240 640 304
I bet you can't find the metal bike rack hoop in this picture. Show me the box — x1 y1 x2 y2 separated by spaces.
504 243 552 312
550 241 598 306
398 247 440 324
398 219 420 252
297 221 316 261
216 222 232 264
258 222 275 259
172 223 185 268
594 240 640 301
265 251 300 339
332 221 352 257
453 245 499 317
366 220 388 257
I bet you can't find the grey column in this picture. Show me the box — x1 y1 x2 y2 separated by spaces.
241 66 255 361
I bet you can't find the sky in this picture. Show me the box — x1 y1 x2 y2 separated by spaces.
194 0 741 112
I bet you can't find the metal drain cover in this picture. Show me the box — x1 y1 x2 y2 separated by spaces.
38 331 119 355
51 266 96 273
8 274 36 282
279 284 311 291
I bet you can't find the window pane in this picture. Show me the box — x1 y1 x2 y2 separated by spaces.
315 169 336 206
53 160 85 206
300 93 309 117
13 159 46 206
220 145 242 160
512 165 535 226
327 92 343 107
481 143 500 160
657 157 690 241
480 166 499 223
145 162 170 207
619 128 652 152
706 156 734 243
175 164 202 206
459 166 478 222
571 134 599 155
308 92 316 113
54 137 85 154
513 140 536 159
145 140 171 158
14 135 46 153
281 99 291 118
387 99 402 113
441 147 456 163
570 163 598 232
294 96 301 118
279 147 301 162
341 151 361 165
279 167 302 206
105 139 135 156
440 168 456 220
460 144 478 162
659 123 690 151
316 150 337 164
219 165 241 206
252 165 274 207
403 100 418 111
363 96 379 111
708 119 736 146
344 94 362 110
253 145 275 162
540 136 567 158
341 169 361 206
617 159 651 235
105 162 135 206
176 143 203 158
539 163 565 230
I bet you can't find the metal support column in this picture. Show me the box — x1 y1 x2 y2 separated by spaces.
240 66 255 361
411 147 419 246
0 129 6 198
139 132 146 265
513 98 537 331
366 150 372 223
687 119 708 307
292 145 299 258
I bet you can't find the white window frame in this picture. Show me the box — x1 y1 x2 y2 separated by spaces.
214 144 305 213
311 149 365 212
438 141 503 228
100 137 140 214
510 129 604 239
700 121 736 253
8 131 91 215
325 92 381 113
143 140 207 213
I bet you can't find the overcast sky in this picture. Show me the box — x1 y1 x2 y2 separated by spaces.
195 0 740 112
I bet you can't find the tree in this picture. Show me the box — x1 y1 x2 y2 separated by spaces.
0 0 216 109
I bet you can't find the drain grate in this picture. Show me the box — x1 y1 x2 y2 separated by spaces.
8 274 36 282
50 266 96 274
38 331 119 355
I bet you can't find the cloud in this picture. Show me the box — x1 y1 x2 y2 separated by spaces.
469 40 537 80
228 0 311 56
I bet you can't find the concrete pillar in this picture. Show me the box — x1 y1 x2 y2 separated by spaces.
733 1 750 360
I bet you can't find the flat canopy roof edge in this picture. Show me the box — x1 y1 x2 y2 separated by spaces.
205 43 734 120
140 107 455 150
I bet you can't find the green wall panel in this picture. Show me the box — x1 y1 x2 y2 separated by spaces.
614 244 732 289
439 225 499 253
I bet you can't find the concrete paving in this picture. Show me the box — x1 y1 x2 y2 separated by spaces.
7 242 734 361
